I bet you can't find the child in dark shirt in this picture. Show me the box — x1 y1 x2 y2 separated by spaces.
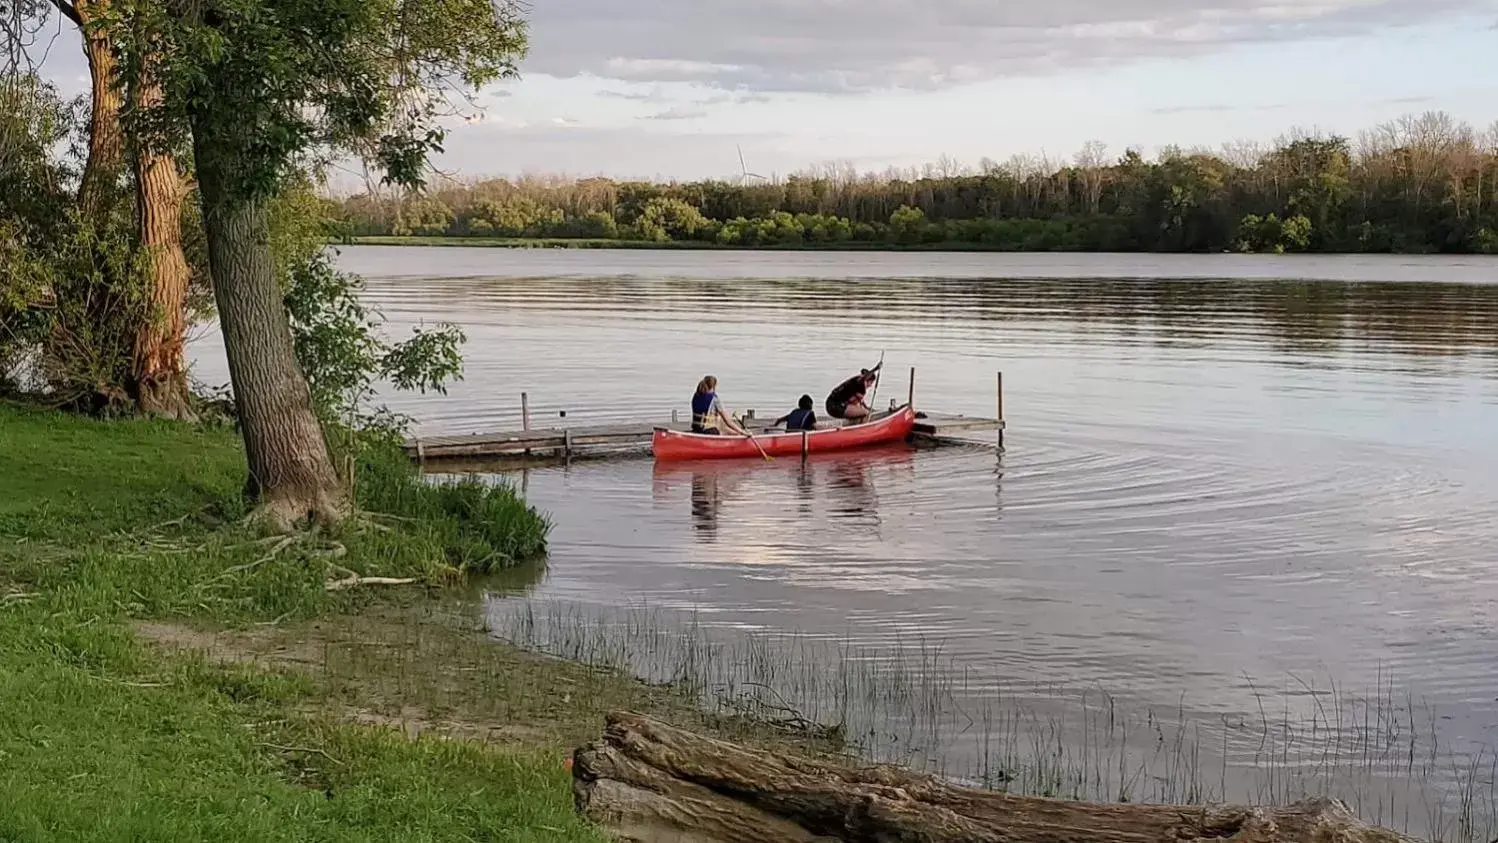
776 394 818 431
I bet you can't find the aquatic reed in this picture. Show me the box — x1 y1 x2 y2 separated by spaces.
487 598 1497 842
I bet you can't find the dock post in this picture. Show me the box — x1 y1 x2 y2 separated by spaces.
563 428 573 462
996 371 1005 451
415 437 425 472
908 366 916 409
671 408 679 424
521 392 532 458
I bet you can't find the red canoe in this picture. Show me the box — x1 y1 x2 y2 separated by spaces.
652 405 917 462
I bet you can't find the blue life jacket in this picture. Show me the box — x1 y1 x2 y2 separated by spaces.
691 391 717 430
783 408 815 431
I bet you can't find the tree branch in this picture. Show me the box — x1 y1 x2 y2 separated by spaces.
48 0 81 27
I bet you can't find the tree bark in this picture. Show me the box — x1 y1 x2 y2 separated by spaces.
573 712 1421 843
191 127 346 529
72 0 124 220
128 72 195 420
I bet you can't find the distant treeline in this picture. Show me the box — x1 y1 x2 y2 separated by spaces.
333 112 1498 254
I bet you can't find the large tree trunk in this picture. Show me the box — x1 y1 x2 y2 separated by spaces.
573 712 1419 843
72 0 124 219
128 72 194 420
191 127 346 529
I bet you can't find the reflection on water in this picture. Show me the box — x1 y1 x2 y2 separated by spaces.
651 445 919 541
451 556 549 599
187 248 1498 837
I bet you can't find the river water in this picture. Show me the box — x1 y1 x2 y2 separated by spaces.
191 247 1498 836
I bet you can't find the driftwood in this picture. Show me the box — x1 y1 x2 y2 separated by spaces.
572 712 1420 843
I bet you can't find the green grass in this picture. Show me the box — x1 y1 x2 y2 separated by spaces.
0 401 600 842
0 401 248 539
355 439 551 574
0 620 594 842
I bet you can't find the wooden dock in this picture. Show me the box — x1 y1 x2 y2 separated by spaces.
402 368 1007 463
403 411 1004 462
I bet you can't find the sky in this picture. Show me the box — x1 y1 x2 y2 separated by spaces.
27 0 1498 186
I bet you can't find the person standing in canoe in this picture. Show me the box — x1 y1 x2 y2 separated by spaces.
825 364 881 423
691 376 748 436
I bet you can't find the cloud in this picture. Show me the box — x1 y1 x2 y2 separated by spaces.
1149 103 1235 115
431 124 790 180
598 89 665 102
525 0 1487 94
641 106 709 121
599 87 775 106
697 91 773 105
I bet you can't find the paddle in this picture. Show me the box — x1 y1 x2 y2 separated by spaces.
743 429 774 463
864 351 886 418
725 408 774 462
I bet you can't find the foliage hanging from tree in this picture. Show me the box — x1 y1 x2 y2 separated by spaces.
101 0 524 527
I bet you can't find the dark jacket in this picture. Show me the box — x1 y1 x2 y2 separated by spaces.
826 375 866 410
777 408 817 431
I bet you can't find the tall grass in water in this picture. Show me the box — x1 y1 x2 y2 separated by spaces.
492 599 1497 843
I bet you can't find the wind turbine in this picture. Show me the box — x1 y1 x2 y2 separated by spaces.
736 145 768 184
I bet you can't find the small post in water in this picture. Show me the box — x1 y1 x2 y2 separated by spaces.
672 408 679 424
521 392 532 459
996 371 1005 451
908 366 916 409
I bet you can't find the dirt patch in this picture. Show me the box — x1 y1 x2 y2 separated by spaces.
340 706 553 745
135 620 325 669
132 605 845 759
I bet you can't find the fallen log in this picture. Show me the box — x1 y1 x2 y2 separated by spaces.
572 711 1420 843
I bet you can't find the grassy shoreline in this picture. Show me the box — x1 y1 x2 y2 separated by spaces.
0 402 827 841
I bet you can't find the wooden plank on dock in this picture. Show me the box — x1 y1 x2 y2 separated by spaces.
912 412 1006 436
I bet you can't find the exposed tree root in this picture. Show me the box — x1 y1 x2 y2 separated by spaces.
355 510 416 523
257 743 344 766
144 512 197 532
204 532 355 595
324 565 418 592
212 535 298 580
200 511 420 593
243 487 351 534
